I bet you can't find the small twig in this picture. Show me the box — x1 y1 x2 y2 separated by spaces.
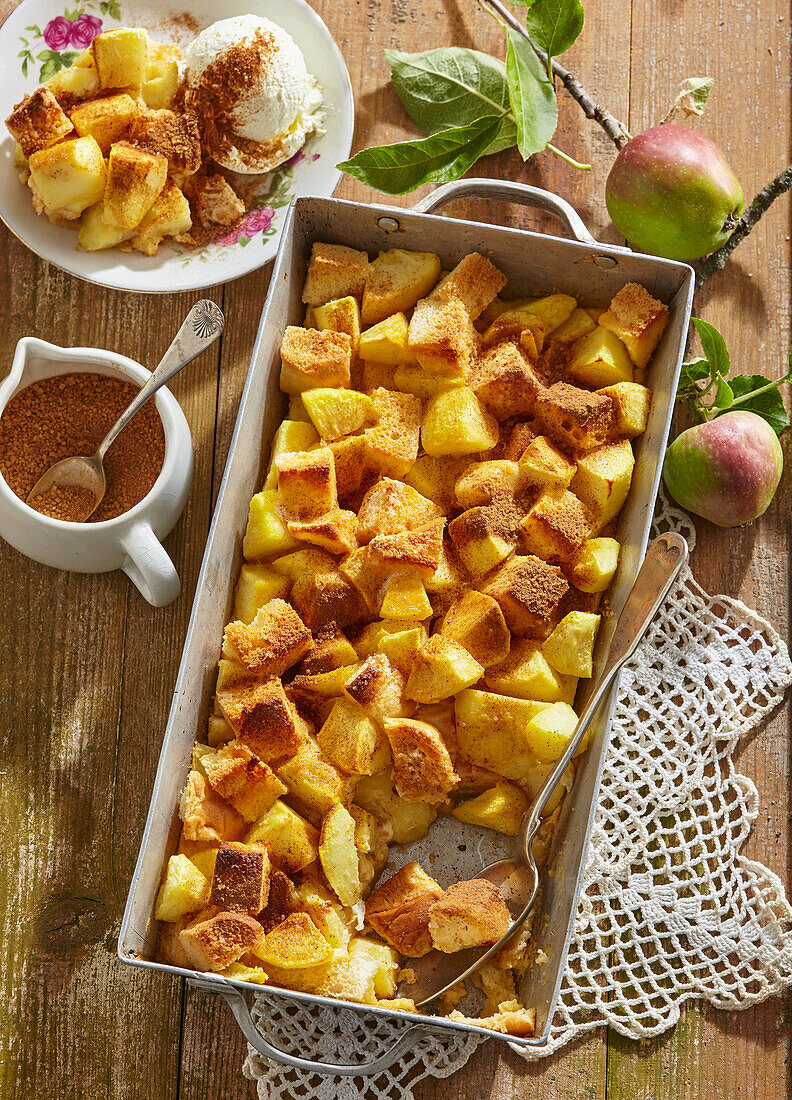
695 163 792 282
478 0 631 150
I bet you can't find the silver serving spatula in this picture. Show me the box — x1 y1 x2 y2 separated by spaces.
398 531 689 1006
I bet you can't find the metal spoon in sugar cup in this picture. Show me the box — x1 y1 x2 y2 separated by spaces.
27 301 224 522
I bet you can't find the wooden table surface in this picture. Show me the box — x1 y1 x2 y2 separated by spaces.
1 0 790 1096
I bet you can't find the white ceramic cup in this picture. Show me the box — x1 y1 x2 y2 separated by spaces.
0 338 194 606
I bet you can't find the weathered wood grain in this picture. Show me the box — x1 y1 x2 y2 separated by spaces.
1 0 789 1096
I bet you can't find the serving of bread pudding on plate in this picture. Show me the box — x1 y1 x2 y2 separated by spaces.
153 242 669 1032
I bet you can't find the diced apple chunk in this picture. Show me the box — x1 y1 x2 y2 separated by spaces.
92 27 149 88
103 141 167 229
422 388 499 457
69 92 138 153
543 611 601 678
568 326 634 388
29 135 106 218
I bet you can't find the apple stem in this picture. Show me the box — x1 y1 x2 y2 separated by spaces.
695 163 792 281
546 143 592 171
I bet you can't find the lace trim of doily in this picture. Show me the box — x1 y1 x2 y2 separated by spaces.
243 496 792 1096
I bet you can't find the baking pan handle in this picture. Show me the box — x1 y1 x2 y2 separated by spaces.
413 178 597 244
189 978 430 1076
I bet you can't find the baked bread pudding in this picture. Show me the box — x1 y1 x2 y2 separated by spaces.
154 244 669 1033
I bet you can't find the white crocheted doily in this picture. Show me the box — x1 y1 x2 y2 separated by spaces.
243 496 792 1099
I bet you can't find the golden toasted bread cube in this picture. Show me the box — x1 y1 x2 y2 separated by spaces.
534 382 614 454
243 490 300 560
471 342 545 420
361 360 397 391
568 326 634 388
543 611 601 678
481 554 569 638
384 717 458 803
318 698 391 775
6 86 73 157
455 689 549 779
422 388 498 458
302 388 373 440
571 440 634 531
313 296 362 354
130 178 191 255
319 804 362 906
92 27 149 88
503 421 537 462
179 910 263 972
369 519 444 579
245 800 319 873
217 679 305 766
599 283 669 368
481 302 546 352
233 564 291 624
451 782 529 836
408 296 475 379
354 769 437 843
28 135 105 217
253 911 333 970
47 49 99 100
550 306 597 344
343 654 407 725
362 248 442 325
142 41 181 107
379 574 433 620
405 455 470 512
597 381 652 438
77 199 134 251
438 591 510 668
405 636 483 704
292 567 367 634
155 853 211 921
525 701 581 763
276 446 337 519
570 537 620 593
280 326 352 394
302 242 370 306
429 879 510 952
363 387 422 477
448 506 516 578
455 460 520 509
485 638 576 702
288 508 358 555
520 490 592 563
69 92 138 153
430 252 507 319
180 770 245 844
328 434 368 498
518 436 575 490
209 842 271 915
103 141 166 229
359 311 412 366
223 599 311 678
356 477 441 542
276 736 350 822
264 420 320 489
365 861 444 957
202 742 286 823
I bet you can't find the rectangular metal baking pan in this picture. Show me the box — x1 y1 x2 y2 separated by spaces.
119 179 695 1075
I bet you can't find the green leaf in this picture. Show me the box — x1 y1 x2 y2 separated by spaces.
385 47 516 155
522 0 585 65
337 114 502 194
505 28 558 159
39 56 61 80
728 374 791 435
677 357 710 393
713 376 734 410
60 51 78 66
692 317 730 378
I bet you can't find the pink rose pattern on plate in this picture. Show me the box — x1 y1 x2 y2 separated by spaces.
19 1 114 81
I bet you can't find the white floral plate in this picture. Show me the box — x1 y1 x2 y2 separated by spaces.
0 0 354 292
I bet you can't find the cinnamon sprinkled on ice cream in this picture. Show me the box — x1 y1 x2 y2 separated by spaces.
183 15 324 174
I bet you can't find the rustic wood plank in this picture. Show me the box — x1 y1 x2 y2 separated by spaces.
606 0 792 1095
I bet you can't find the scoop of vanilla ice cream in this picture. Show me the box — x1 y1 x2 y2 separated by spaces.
184 14 324 173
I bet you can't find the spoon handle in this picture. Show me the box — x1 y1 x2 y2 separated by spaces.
520 531 689 855
96 300 225 461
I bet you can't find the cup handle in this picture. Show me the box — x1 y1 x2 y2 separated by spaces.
119 521 181 607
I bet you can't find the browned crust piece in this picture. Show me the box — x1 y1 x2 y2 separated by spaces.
217 678 306 765
533 382 614 454
428 879 511 952
384 718 459 804
179 909 263 971
179 770 245 843
223 598 312 677
481 554 570 638
365 861 444 957
6 86 73 156
209 842 271 915
368 519 445 578
257 868 301 933
471 341 547 420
